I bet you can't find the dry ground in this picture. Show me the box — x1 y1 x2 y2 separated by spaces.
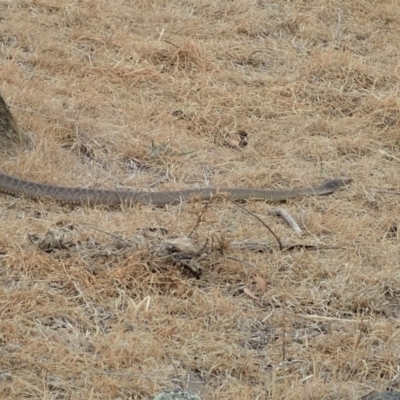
0 0 400 399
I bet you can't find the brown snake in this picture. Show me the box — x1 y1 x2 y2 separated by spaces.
0 93 351 206
0 173 352 206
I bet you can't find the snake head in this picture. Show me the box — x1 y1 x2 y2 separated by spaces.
324 177 353 191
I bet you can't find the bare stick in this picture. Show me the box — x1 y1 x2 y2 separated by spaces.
270 207 302 235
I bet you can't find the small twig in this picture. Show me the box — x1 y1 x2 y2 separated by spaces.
187 201 211 237
300 314 361 323
221 196 283 250
374 191 400 195
336 8 342 46
379 149 400 162
157 27 165 41
270 207 302 235
226 256 259 270
282 311 287 363
164 39 180 49
283 244 339 251
82 224 130 244
230 240 273 252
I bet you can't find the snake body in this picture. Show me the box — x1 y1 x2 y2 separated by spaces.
0 93 351 206
0 173 352 206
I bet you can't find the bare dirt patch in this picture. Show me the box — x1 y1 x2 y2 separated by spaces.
1 1 400 399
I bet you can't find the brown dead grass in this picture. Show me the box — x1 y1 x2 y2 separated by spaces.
1 0 400 399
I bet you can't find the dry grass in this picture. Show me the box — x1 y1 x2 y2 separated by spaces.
1 0 400 399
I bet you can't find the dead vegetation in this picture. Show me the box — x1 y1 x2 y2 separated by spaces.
1 0 400 399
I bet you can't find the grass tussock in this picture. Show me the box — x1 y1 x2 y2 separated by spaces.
1 0 400 399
